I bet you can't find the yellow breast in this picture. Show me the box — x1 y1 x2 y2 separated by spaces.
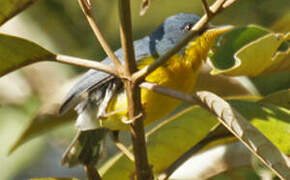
101 54 201 130
101 30 218 130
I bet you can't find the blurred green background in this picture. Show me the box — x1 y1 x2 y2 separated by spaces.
0 0 289 179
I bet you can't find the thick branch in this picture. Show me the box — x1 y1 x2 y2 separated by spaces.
77 0 122 68
133 0 237 83
55 54 118 77
119 0 153 180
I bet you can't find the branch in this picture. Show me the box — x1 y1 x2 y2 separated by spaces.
132 0 238 83
55 54 118 77
201 0 212 17
77 0 122 68
140 82 199 104
84 164 102 180
118 0 153 180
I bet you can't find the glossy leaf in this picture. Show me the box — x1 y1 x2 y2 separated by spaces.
9 104 76 154
0 105 45 180
0 33 55 77
229 99 290 155
0 0 39 26
196 91 289 179
100 106 219 179
250 71 290 96
259 89 290 109
210 25 290 76
100 93 290 179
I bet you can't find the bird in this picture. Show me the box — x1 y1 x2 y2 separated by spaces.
60 13 233 167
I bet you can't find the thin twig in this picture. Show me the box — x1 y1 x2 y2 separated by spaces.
118 0 153 179
140 82 201 105
114 141 135 162
55 54 118 77
77 0 122 68
111 131 135 162
84 164 102 180
201 0 212 17
132 0 237 83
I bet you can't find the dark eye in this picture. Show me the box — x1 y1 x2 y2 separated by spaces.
183 23 194 32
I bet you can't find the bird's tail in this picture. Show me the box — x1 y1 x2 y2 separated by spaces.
61 128 108 168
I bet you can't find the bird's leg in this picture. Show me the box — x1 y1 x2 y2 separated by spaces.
111 131 135 162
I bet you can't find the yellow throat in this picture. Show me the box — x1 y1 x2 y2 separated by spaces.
102 26 233 130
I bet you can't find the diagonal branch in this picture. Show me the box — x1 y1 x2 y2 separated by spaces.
133 0 238 83
201 0 212 17
77 0 122 68
55 54 119 77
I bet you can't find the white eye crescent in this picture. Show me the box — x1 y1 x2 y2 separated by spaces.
184 23 194 31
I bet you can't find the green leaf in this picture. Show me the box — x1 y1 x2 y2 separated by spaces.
250 72 290 96
229 99 290 155
259 89 290 109
100 95 289 179
0 33 55 77
9 104 76 154
210 25 289 76
0 0 39 26
0 105 45 180
100 106 219 179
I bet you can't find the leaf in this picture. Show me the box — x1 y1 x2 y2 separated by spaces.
229 99 290 155
210 25 290 77
9 104 77 154
0 33 55 77
250 71 290 96
140 0 151 16
259 89 290 109
196 91 290 179
0 106 45 180
100 91 290 179
100 106 219 179
0 0 39 26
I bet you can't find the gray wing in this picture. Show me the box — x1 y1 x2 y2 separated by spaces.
59 36 153 115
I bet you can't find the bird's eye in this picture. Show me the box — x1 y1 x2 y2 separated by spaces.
183 23 194 32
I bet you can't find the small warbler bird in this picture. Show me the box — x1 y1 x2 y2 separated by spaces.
60 13 233 166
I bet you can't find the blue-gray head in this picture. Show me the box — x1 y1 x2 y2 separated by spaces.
149 13 202 56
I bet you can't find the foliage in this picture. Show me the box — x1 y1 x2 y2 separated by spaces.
0 0 289 180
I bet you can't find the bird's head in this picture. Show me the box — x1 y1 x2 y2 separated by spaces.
149 13 233 57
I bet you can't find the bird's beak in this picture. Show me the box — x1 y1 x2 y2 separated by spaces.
206 24 235 35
